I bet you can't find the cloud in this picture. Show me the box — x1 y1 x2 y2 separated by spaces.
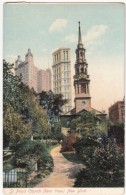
63 33 77 43
63 24 108 47
39 30 46 35
50 47 59 54
84 25 108 46
41 48 47 53
49 19 68 33
5 54 17 63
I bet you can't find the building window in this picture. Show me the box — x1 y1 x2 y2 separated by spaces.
64 79 67 84
81 84 86 93
66 51 68 60
63 51 65 60
64 72 67 78
59 52 60 61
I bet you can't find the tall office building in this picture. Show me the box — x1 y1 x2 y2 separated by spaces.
15 49 52 93
52 48 72 113
37 68 52 93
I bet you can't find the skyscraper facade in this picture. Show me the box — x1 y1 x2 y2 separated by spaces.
37 68 52 93
15 49 52 93
52 48 72 114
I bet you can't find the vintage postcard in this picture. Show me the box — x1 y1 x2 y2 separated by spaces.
2 1 125 195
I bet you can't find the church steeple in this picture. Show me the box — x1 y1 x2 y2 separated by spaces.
78 22 83 46
75 22 87 75
74 22 91 113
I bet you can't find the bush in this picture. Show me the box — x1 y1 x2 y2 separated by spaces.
74 142 124 187
73 136 101 162
108 123 124 145
13 140 53 172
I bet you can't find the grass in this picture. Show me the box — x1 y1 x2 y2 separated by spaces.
27 177 42 188
62 151 83 164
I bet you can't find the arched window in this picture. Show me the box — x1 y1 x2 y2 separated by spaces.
81 84 86 93
80 51 83 57
81 67 84 73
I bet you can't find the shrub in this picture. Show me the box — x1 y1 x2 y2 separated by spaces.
108 123 124 145
13 140 53 172
74 142 124 187
73 136 101 162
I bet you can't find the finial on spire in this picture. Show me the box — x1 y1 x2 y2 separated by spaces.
78 21 82 45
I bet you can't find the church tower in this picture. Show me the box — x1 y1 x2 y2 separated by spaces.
74 22 91 113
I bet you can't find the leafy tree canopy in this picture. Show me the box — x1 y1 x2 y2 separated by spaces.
3 60 50 148
38 90 68 117
70 111 102 138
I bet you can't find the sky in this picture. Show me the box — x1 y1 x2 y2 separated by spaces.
3 2 125 113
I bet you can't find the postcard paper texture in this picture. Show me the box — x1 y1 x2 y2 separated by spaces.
3 2 125 195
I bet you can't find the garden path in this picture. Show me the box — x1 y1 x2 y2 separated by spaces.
35 145 84 188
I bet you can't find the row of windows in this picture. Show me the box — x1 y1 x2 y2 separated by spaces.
64 72 69 78
54 79 70 86
65 86 70 90
64 64 69 71
54 86 70 91
62 93 70 99
54 74 61 80
54 64 69 74
54 51 69 62
54 53 61 62
63 51 69 60
54 66 61 74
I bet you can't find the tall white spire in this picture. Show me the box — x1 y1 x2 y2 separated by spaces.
78 21 82 45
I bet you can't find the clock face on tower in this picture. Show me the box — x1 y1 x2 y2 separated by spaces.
79 72 85 79
81 101 85 107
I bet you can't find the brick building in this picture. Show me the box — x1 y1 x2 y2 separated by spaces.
109 101 125 123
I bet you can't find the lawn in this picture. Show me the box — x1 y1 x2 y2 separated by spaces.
62 151 83 164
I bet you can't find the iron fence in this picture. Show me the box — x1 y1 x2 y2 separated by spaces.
3 168 27 188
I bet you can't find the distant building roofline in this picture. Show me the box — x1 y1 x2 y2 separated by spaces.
109 100 124 110
52 47 70 54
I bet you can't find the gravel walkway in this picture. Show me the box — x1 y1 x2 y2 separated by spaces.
36 145 84 188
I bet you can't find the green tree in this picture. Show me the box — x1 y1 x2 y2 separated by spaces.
3 60 23 113
108 122 124 145
38 91 68 131
3 104 31 148
3 60 50 148
70 111 101 137
13 140 53 172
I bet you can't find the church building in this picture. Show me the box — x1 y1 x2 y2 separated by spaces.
60 22 106 134
64 22 106 117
